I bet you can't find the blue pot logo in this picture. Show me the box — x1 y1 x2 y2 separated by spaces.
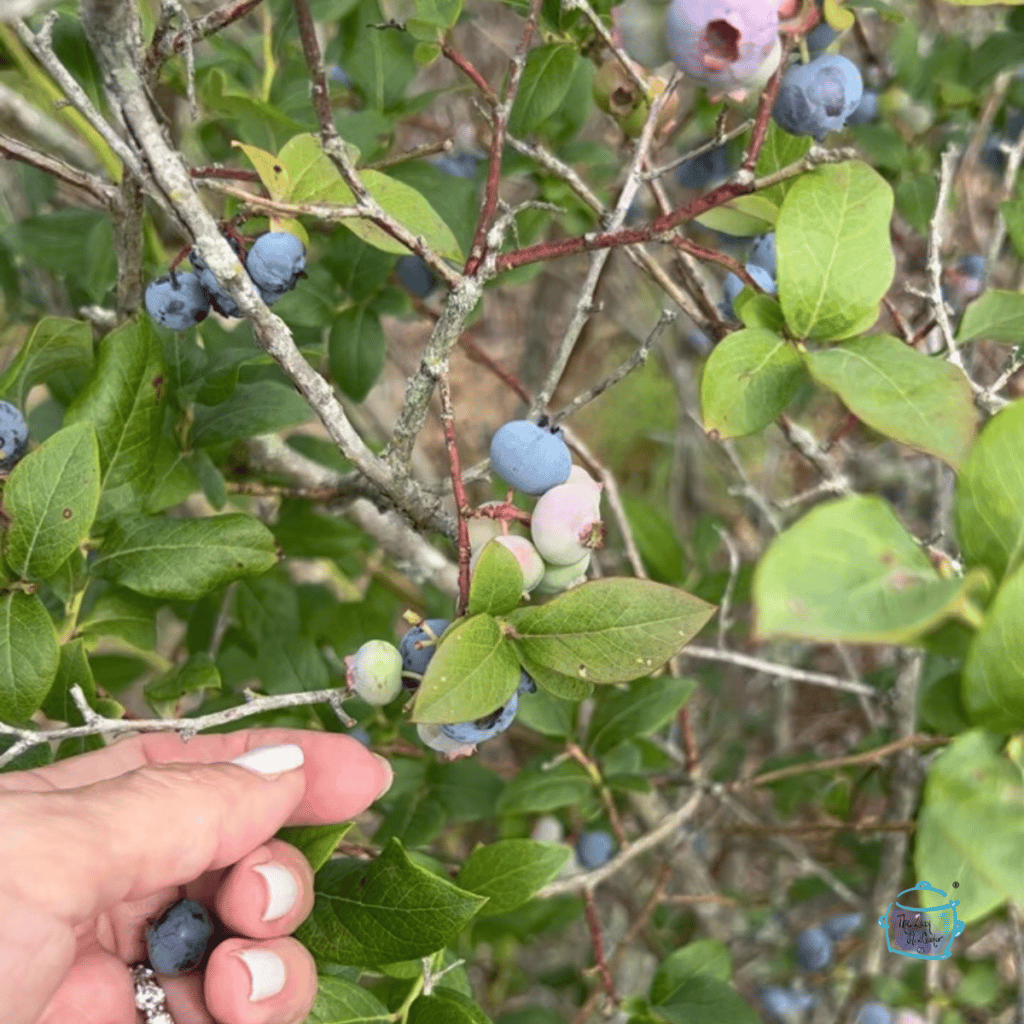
878 881 965 960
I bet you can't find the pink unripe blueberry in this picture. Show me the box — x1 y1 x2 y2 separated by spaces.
347 640 404 705
531 483 605 566
536 553 591 594
567 465 603 498
471 535 545 592
665 0 781 93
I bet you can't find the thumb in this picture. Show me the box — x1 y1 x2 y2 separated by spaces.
3 742 308 927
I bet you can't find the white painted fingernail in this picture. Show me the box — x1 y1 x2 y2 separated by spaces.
235 948 287 1002
253 863 298 922
230 744 305 777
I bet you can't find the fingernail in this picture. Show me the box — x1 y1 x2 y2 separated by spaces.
235 948 287 1002
230 744 305 777
253 863 298 922
372 752 393 799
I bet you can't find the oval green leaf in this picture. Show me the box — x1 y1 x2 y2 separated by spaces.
0 591 59 723
3 421 100 581
467 539 524 617
457 839 571 916
804 334 978 470
776 161 895 341
700 328 806 438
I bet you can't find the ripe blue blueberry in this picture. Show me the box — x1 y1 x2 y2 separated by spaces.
349 727 371 747
822 911 863 941
748 233 777 278
721 263 776 319
675 142 732 189
433 153 481 179
189 239 245 317
144 272 210 330
517 670 537 695
400 618 451 677
773 54 863 141
328 63 351 86
145 898 214 976
396 254 436 298
440 690 519 745
0 400 29 473
759 987 814 1022
245 232 306 304
855 1003 893 1024
575 829 615 869
795 926 833 971
489 419 573 495
806 20 840 58
847 89 879 125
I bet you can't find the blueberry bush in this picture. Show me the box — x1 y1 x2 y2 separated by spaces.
1 0 1024 1020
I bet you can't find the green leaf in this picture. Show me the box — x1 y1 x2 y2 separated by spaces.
694 196 776 237
78 588 158 649
803 334 978 470
144 652 221 705
457 840 571 915
1001 200 1024 260
306 974 392 1024
894 172 937 234
3 421 100 580
277 134 463 262
468 539 525 617
93 513 279 600
776 161 895 341
586 677 697 757
63 318 165 527
516 651 594 701
954 399 1024 583
508 44 578 136
495 758 595 815
651 940 731 1005
426 758 505 822
411 613 521 724
754 123 812 207
915 729 1024 924
958 290 1024 343
0 591 59 723
408 989 492 1024
700 329 806 438
506 579 716 685
516 686 574 737
0 317 93 408
753 495 988 643
294 838 487 968
962 564 1024 731
329 306 387 403
650 978 758 1024
190 381 312 447
276 823 353 874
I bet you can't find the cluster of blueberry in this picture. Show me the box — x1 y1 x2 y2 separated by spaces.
341 419 604 755
143 232 307 330
721 231 777 319
0 400 29 474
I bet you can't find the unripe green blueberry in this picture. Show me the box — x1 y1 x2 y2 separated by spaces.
535 553 591 594
348 640 403 705
471 535 545 592
530 483 605 566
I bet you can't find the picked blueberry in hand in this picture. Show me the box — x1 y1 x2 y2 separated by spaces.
145 897 214 976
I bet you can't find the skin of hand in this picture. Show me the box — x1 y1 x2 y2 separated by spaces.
0 728 394 1024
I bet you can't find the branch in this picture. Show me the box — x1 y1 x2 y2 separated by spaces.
0 131 115 205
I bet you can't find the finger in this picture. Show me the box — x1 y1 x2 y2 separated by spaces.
36 945 137 1024
204 936 317 1024
0 728 392 827
213 840 314 940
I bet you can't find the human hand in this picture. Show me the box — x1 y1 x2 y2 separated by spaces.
0 728 393 1024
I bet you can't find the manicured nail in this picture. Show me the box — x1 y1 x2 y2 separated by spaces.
371 752 394 799
235 948 286 1002
230 744 305 777
253 863 298 922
